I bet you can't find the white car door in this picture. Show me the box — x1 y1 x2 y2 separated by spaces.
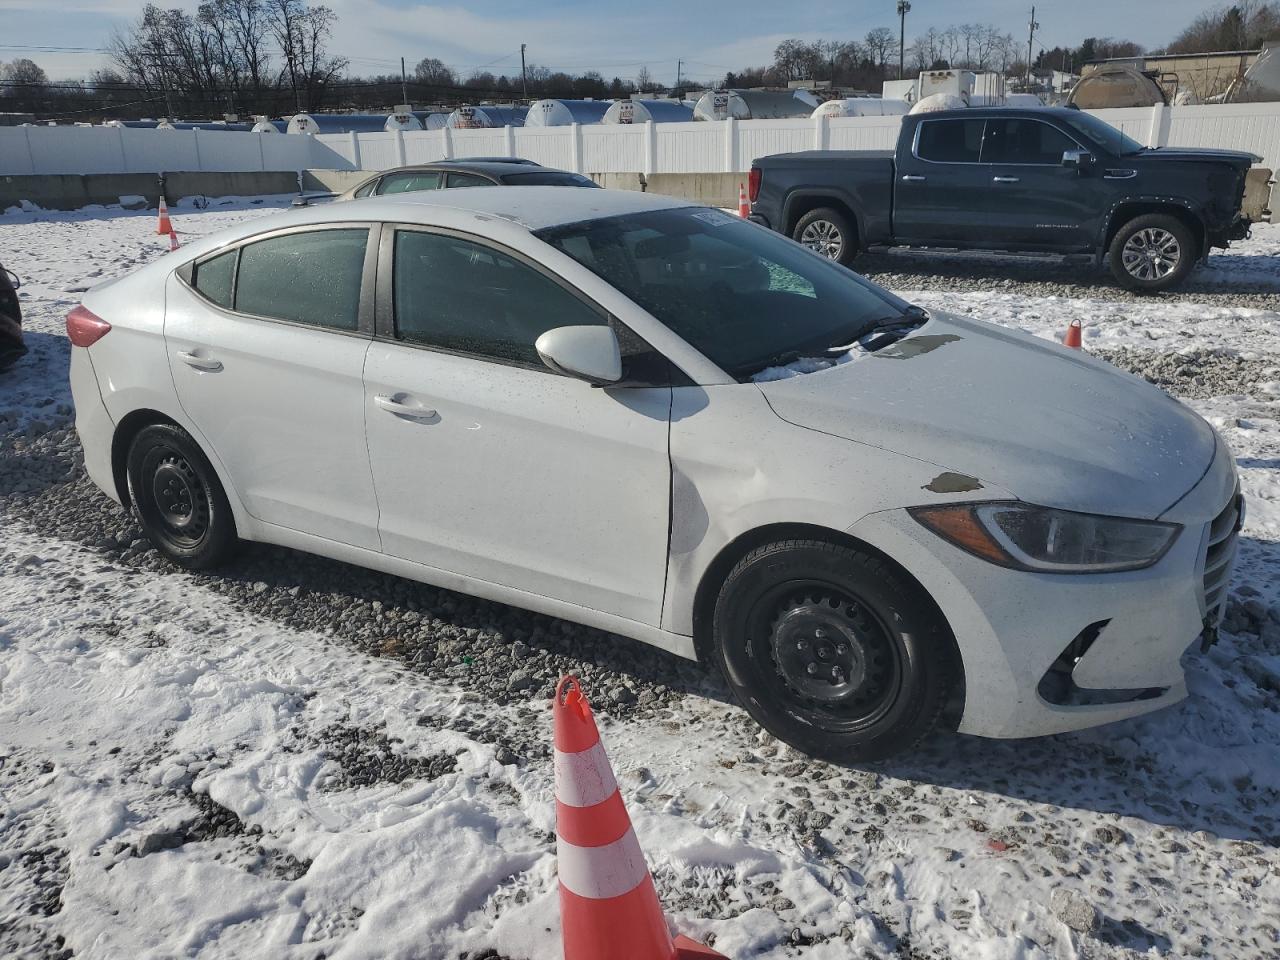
165 224 382 550
362 225 672 626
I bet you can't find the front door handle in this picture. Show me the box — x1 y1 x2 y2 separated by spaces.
992 176 1020 183
177 350 222 372
901 174 927 182
374 394 438 421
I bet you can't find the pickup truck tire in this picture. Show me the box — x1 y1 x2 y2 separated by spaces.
712 539 956 761
792 208 857 266
1108 214 1196 292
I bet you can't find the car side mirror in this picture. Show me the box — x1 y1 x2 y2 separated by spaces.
535 326 622 385
1062 149 1094 171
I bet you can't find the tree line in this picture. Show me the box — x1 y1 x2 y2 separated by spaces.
4 2 1280 121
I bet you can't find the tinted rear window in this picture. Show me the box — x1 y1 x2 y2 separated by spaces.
916 119 985 163
234 229 368 330
501 172 599 187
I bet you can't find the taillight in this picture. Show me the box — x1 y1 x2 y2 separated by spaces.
748 167 762 203
66 304 111 348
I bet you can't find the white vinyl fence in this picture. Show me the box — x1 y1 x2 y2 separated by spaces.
6 102 1280 179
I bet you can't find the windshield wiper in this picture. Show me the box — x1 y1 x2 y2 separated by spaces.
827 305 929 353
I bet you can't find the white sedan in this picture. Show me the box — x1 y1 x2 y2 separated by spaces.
66 187 1241 760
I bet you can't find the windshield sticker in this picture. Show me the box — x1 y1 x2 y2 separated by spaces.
691 210 736 227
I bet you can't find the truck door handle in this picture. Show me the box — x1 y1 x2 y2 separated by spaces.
177 350 222 372
901 174 927 182
992 176 1020 183
374 394 437 421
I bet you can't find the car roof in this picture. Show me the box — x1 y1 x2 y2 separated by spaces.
341 185 695 230
380 160 550 177
909 106 1082 121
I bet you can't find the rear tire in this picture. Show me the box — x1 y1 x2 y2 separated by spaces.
711 539 958 762
127 423 238 570
792 207 858 267
1108 213 1196 293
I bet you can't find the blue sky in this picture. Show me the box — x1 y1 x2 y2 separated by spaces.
4 0 1219 83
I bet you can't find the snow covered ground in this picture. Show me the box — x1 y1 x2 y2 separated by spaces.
1 197 1278 960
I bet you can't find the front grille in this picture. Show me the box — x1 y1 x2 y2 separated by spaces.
1201 489 1243 621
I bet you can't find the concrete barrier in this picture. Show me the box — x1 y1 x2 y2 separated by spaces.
591 172 742 209
0 171 304 211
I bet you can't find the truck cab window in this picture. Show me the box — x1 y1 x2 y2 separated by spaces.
916 120 986 163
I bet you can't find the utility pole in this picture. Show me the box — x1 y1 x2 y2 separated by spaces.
1026 6 1039 92
676 59 682 94
897 1 911 81
400 56 408 105
520 43 528 99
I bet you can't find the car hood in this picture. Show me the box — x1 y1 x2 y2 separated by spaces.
1137 146 1260 168
756 313 1216 519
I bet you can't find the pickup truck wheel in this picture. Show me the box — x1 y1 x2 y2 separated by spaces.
712 539 957 761
793 208 857 266
1108 214 1196 292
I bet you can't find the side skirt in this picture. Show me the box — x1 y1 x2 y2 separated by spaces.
248 520 699 661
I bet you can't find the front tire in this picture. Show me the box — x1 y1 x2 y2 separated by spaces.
127 423 238 569
712 539 958 762
792 207 858 266
1108 214 1196 292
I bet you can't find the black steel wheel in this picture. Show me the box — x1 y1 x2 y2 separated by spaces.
127 423 238 569
712 539 959 761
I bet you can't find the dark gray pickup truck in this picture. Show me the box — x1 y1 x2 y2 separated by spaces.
749 107 1272 291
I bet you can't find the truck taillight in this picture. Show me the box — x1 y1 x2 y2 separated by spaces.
66 304 111 347
748 167 761 203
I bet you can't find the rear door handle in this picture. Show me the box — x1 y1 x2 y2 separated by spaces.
374 394 437 421
992 176 1020 183
901 174 927 182
177 350 222 372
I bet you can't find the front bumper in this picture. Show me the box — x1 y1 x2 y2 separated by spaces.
848 437 1240 739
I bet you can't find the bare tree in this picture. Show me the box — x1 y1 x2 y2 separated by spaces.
413 57 455 86
864 27 894 73
1 58 49 94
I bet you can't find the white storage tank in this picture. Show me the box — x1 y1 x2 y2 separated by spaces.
601 99 695 123
526 99 612 126
413 111 449 130
386 106 423 131
692 89 820 121
251 118 284 133
446 105 529 128
287 113 399 134
811 98 910 118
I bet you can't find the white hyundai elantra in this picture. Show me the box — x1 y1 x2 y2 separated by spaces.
67 187 1240 760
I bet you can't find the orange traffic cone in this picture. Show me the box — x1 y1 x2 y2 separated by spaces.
554 677 726 960
737 182 749 219
156 195 172 235
1063 319 1082 349
168 227 180 252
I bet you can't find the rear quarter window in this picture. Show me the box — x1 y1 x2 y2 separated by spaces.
193 249 236 308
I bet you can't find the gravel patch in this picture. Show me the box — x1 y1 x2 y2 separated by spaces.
1092 346 1280 401
300 722 458 792
856 248 1280 309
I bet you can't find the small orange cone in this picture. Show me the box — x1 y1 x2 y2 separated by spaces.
553 677 727 960
737 182 749 219
156 196 172 235
1063 319 1082 349
168 227 180 252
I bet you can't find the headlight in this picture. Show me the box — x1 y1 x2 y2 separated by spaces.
909 502 1181 573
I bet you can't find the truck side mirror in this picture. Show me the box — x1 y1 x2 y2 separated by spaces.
1062 149 1094 171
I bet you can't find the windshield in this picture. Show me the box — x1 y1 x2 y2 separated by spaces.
1058 112 1144 156
537 208 911 380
